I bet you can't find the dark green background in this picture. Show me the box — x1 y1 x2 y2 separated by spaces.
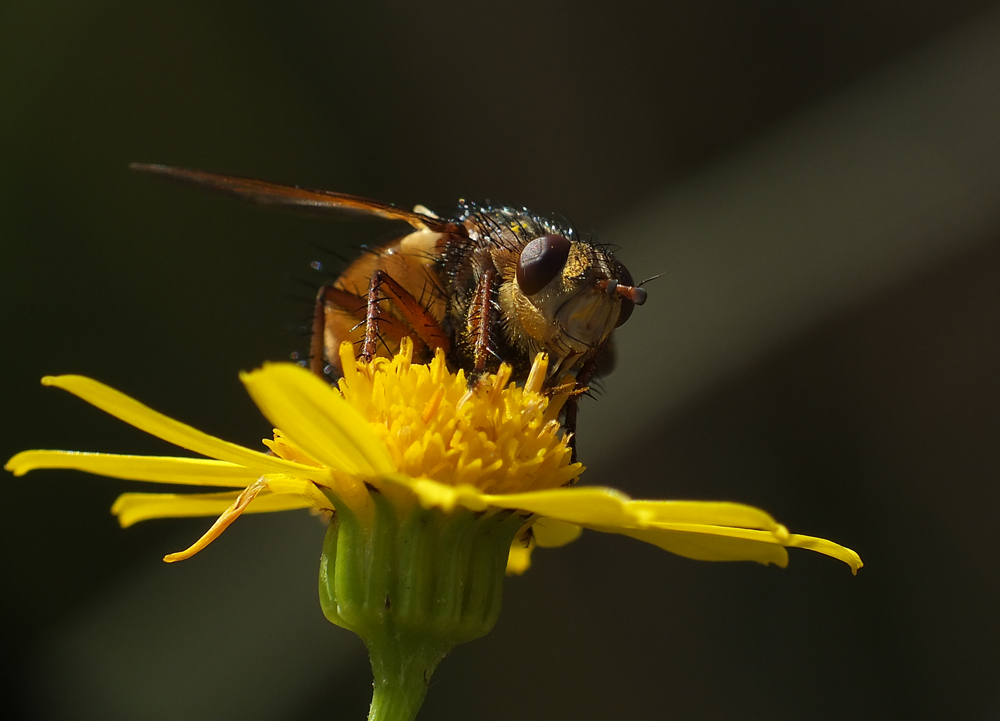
3 2 999 719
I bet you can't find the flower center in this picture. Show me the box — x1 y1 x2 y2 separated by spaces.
335 339 582 494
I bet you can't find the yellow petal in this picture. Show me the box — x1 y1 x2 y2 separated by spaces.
785 533 864 575
482 489 780 536
263 473 335 508
40 375 327 481
397 478 488 512
240 363 394 477
629 500 780 532
504 516 583 573
111 473 332 530
618 525 862 573
433 481 637 523
389 478 767 536
506 539 534 575
112 490 313 527
162 479 271 562
620 527 791 567
637 523 861 573
113 490 238 525
532 517 583 548
383 475 861 572
6 450 257 487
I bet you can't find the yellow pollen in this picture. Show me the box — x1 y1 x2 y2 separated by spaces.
333 339 582 494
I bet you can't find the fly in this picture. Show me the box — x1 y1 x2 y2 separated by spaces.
130 163 647 458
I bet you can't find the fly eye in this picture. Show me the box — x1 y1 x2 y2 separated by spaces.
516 234 572 296
615 298 635 327
614 261 636 328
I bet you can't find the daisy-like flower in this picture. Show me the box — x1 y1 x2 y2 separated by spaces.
6 339 861 721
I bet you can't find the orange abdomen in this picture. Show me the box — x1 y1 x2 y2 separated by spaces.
317 229 451 374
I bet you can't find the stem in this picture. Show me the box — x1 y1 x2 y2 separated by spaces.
367 634 448 721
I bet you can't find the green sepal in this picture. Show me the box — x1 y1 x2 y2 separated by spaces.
318 486 524 721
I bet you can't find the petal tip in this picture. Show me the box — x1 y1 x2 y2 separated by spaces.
239 363 277 381
239 362 311 390
5 453 29 476
237 368 258 385
110 496 131 525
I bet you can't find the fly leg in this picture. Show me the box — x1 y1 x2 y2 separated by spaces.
562 344 605 466
310 285 366 377
368 270 450 355
362 270 449 361
361 273 384 361
470 268 497 374
310 282 422 377
563 397 583 466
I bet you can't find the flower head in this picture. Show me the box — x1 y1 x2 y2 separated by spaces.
6 339 861 574
7 341 861 720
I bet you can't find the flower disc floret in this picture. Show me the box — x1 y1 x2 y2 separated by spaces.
334 339 580 493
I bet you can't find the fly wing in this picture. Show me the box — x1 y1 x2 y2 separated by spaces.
129 163 456 231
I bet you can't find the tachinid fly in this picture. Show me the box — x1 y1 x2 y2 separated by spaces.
130 164 647 456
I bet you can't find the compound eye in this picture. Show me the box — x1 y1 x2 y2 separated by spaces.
614 261 636 327
615 298 635 327
516 234 572 296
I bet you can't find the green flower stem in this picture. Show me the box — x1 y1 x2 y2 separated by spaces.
319 486 524 720
366 631 448 721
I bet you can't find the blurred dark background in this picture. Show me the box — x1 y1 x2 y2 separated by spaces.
3 2 1000 719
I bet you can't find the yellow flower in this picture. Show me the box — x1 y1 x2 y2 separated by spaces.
5 339 861 574
6 339 862 721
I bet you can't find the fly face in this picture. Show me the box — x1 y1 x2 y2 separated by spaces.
458 204 645 379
